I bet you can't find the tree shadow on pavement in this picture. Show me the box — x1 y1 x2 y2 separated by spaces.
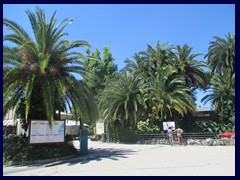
44 147 137 167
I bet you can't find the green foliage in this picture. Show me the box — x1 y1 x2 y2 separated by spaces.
205 33 235 75
194 120 234 133
3 7 96 125
83 46 118 95
146 41 174 76
3 135 78 164
201 33 235 131
173 44 208 89
137 119 160 133
87 126 95 136
146 65 196 119
124 52 148 77
106 123 138 143
98 71 146 127
202 70 235 124
123 42 203 123
3 7 235 147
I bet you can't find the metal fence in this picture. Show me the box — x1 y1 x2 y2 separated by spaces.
137 132 221 145
138 132 220 140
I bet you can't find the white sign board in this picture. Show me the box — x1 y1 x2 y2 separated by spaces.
96 120 104 135
30 120 65 144
163 121 175 130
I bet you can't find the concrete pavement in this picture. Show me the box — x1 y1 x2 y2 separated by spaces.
3 140 235 176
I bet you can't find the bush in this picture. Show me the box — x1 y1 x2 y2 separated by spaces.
106 125 138 143
137 120 160 133
3 134 78 164
193 120 235 132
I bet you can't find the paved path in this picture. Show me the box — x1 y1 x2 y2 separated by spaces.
3 140 235 176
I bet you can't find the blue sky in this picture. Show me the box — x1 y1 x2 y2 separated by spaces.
3 4 235 108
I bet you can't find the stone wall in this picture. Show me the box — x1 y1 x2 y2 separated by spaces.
137 138 235 146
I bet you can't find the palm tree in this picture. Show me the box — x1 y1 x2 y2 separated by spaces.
3 7 97 125
205 33 235 75
98 71 146 127
173 44 208 89
201 69 235 123
124 51 148 75
146 65 196 120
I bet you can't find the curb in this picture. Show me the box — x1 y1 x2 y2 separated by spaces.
4 154 78 167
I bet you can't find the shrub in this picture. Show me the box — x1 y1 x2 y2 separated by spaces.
106 125 138 143
194 120 235 132
137 120 160 133
3 134 78 164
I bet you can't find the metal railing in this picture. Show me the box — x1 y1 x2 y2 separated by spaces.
137 132 221 144
180 132 220 140
138 132 220 140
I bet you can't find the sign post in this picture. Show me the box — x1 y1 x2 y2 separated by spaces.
79 128 88 155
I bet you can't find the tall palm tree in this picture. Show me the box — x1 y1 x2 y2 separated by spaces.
205 33 235 75
3 7 97 125
201 69 235 123
146 65 196 120
173 44 208 89
98 71 146 127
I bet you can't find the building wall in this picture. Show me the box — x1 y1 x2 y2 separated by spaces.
3 109 25 136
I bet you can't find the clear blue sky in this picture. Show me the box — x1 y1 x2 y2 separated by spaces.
3 4 235 108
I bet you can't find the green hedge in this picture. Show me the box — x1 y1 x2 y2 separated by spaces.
3 134 78 164
106 125 138 143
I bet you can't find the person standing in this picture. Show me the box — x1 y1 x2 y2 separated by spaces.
167 127 174 146
174 128 184 146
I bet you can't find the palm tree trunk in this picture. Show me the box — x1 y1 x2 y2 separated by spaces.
59 110 61 120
